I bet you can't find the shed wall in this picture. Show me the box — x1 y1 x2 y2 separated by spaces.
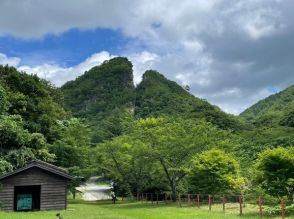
0 167 67 211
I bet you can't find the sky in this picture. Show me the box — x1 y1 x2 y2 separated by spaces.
0 0 294 115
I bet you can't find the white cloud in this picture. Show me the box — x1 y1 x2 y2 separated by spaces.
127 51 159 84
1 0 294 115
0 53 21 67
0 0 282 40
2 51 159 88
18 51 115 86
238 8 283 40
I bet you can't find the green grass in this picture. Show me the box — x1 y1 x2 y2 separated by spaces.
0 199 292 219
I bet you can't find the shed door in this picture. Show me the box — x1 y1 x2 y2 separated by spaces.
14 185 41 211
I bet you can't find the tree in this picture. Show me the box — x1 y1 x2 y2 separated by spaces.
97 135 165 196
0 115 30 150
255 147 294 203
0 115 55 167
50 118 94 198
92 108 134 143
51 118 92 168
0 85 8 114
5 144 55 168
0 65 67 141
0 159 13 175
189 148 246 195
131 117 238 201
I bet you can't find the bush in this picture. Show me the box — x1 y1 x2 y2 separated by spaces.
264 204 294 216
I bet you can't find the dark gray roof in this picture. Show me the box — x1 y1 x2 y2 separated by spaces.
0 160 74 180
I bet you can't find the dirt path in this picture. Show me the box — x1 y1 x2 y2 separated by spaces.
76 177 112 201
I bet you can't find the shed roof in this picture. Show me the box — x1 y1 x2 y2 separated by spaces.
0 160 74 180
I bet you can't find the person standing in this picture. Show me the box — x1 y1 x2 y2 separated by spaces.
110 191 116 204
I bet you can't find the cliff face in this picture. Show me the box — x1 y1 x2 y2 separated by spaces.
62 57 135 118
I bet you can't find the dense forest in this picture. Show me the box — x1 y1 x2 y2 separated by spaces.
0 57 293 204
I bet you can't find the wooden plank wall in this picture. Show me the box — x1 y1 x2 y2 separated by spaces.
0 167 67 211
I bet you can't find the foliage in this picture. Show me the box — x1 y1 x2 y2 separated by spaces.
62 57 134 118
62 59 248 144
0 65 94 185
236 126 294 168
0 159 13 175
0 85 8 114
0 65 67 141
1 57 294 207
50 118 92 168
135 70 248 132
189 148 246 194
241 85 294 129
263 204 294 216
97 135 166 196
0 115 30 150
5 147 54 168
0 115 55 168
91 108 135 143
62 58 135 143
98 117 240 200
237 88 294 166
255 147 294 203
240 85 294 168
50 118 94 196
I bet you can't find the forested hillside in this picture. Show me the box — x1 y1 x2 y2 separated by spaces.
0 65 94 189
241 85 294 128
61 58 135 143
239 85 294 159
62 58 135 118
135 70 247 131
0 58 293 205
62 58 247 144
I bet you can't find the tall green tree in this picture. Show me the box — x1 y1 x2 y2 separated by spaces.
97 135 166 196
255 147 294 203
50 118 94 198
0 65 67 141
189 148 246 195
131 117 238 201
51 118 92 168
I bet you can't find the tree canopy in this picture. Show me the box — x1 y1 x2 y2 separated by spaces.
255 147 294 203
189 148 246 195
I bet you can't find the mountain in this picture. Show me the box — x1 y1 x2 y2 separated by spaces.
239 85 294 158
135 70 246 131
62 58 246 143
61 57 135 143
240 85 294 128
62 57 135 118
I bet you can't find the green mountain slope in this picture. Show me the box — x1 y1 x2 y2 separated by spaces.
239 85 294 159
240 85 294 128
62 58 246 143
135 70 246 131
61 57 135 143
62 57 135 118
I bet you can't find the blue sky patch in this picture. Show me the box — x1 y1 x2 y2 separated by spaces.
0 28 130 67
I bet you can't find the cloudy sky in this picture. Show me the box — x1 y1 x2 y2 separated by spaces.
0 0 293 114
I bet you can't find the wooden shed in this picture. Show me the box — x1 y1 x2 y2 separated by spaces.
0 160 73 211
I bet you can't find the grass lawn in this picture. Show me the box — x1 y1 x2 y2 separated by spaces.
0 199 292 219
